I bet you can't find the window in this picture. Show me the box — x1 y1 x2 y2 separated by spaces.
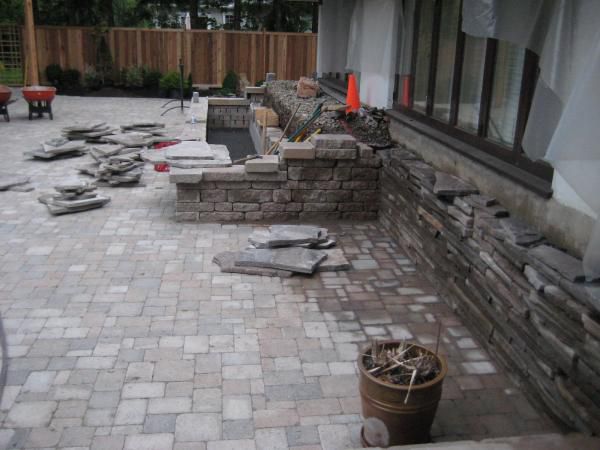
394 0 551 181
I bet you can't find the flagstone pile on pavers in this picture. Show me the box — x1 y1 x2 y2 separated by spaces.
37 180 110 214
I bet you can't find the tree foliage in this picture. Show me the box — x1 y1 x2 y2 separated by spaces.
0 0 315 32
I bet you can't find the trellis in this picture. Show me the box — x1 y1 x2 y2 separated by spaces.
0 25 23 85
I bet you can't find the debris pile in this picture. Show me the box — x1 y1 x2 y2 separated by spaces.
364 341 441 386
213 225 350 277
265 80 392 148
78 145 144 186
25 137 87 160
62 121 114 142
38 181 110 215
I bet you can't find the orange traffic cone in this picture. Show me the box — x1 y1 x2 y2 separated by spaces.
346 74 360 114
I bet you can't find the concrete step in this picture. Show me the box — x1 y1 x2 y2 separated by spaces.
361 433 600 449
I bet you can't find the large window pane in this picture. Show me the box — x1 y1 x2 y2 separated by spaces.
487 41 526 147
457 35 486 133
432 0 460 122
413 0 434 113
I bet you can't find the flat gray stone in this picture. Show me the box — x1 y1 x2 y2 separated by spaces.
433 171 479 196
169 167 203 184
104 132 156 147
317 249 350 272
213 251 293 278
529 244 586 282
0 173 30 191
235 247 327 274
310 134 356 149
496 218 544 247
166 141 214 160
62 121 107 132
249 226 325 248
245 155 279 173
168 159 232 169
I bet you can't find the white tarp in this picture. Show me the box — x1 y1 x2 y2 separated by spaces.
463 0 600 279
316 0 356 76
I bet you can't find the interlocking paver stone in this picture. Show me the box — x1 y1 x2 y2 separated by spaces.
0 96 557 450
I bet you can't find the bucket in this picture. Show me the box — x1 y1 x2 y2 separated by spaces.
357 341 447 447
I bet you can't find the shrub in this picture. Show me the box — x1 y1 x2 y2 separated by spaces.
142 67 162 90
61 69 81 89
222 70 239 92
83 66 103 90
124 66 144 89
159 71 190 92
45 63 63 86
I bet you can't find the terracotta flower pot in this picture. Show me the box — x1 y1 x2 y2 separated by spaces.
357 340 447 447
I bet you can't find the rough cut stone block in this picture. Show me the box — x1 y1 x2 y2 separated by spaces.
177 189 200 203
169 168 203 184
235 248 327 274
198 212 244 221
228 190 272 203
246 211 264 221
311 134 357 149
433 171 479 196
315 148 357 160
202 166 246 181
299 168 333 181
351 168 378 180
261 202 286 212
244 171 287 182
245 155 279 173
529 244 586 282
201 190 227 202
233 203 260 212
177 202 214 212
280 142 316 160
273 189 291 203
215 202 233 212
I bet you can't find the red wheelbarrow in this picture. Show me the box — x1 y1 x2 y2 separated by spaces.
0 85 12 122
23 85 56 120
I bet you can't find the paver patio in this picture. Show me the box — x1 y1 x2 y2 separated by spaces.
0 94 556 449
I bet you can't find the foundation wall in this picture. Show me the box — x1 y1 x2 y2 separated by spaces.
378 146 600 434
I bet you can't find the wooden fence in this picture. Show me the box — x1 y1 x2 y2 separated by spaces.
29 26 317 85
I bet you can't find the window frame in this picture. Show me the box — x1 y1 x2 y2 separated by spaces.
394 0 552 182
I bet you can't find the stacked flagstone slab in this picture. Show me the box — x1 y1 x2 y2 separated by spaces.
77 145 144 186
24 137 87 160
62 121 115 142
121 122 166 135
213 225 349 277
141 141 232 170
379 146 600 434
38 181 110 215
171 134 381 222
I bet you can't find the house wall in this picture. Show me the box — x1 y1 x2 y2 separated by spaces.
388 119 595 259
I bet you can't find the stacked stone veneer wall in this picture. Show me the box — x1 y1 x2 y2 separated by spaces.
173 136 381 222
207 99 250 128
379 147 600 434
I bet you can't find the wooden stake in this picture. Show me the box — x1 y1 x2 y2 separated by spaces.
24 0 39 85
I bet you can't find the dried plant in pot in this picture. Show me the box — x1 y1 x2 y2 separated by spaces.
357 339 447 447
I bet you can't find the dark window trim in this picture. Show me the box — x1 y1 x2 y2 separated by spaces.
318 75 552 196
393 0 552 183
386 108 553 198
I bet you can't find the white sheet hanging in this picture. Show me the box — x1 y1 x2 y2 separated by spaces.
462 0 600 279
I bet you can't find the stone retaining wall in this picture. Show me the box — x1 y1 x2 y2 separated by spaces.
173 135 381 222
207 98 250 129
379 147 600 434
